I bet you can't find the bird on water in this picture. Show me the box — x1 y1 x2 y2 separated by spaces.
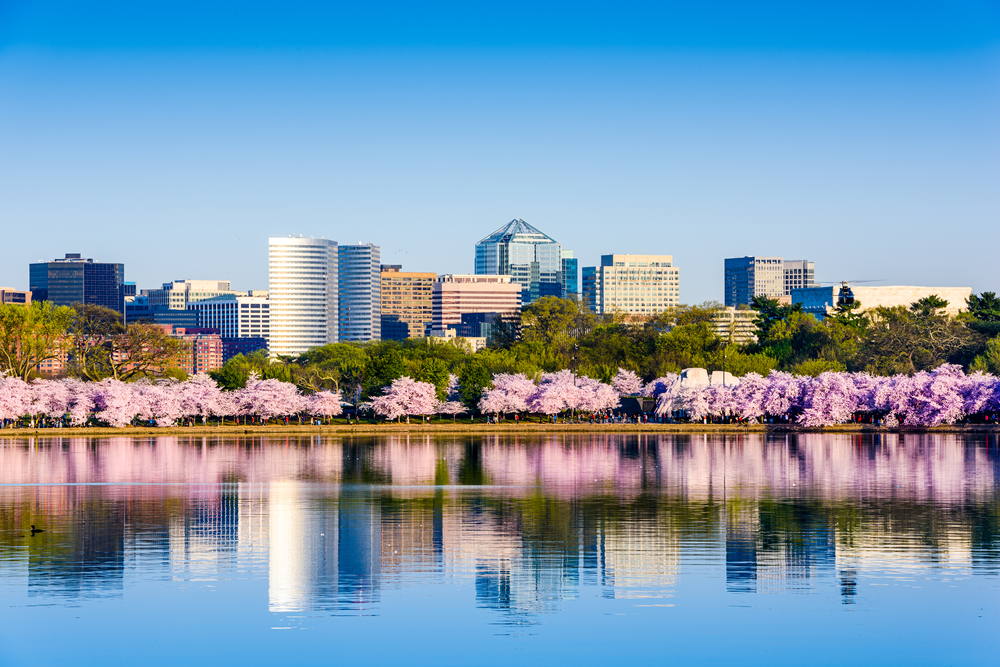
30 525 44 535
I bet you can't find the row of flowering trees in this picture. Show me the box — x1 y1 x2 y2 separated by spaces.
650 364 1000 427
0 373 343 428
1 365 999 429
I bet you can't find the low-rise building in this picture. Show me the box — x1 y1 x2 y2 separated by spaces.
713 306 758 344
791 285 973 319
0 287 31 305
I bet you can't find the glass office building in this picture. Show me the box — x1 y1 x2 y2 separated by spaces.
29 253 126 313
474 219 573 305
338 243 381 342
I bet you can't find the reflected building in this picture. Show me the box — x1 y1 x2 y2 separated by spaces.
268 482 381 612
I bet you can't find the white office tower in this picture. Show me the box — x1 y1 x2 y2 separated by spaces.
338 243 381 341
268 237 338 356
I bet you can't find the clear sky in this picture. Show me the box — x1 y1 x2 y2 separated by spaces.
1 1 998 303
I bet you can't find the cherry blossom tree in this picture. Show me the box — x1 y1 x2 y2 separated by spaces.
30 378 72 421
479 373 537 415
369 377 439 421
797 372 860 427
643 375 679 398
0 375 32 424
576 376 621 412
177 373 224 424
527 370 584 416
309 390 344 421
90 378 136 428
612 368 643 396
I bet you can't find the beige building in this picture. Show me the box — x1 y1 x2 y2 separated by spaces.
582 254 680 315
793 285 973 319
713 306 758 344
432 274 522 331
143 280 240 310
0 287 31 305
380 265 435 340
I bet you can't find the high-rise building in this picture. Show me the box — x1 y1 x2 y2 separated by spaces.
724 256 816 307
339 244 381 342
782 260 816 295
268 237 338 356
380 265 434 340
561 250 579 299
432 275 522 332
189 293 270 346
475 219 572 305
143 280 239 310
582 254 680 315
29 253 126 313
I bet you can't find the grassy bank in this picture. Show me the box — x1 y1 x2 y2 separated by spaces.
2 422 998 438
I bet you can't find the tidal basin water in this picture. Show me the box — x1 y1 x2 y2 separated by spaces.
0 433 997 666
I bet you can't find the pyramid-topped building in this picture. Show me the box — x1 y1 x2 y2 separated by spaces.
474 219 577 304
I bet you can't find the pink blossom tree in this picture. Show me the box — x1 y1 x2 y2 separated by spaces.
90 378 136 428
309 390 344 422
576 376 621 412
479 373 537 416
797 372 859 427
0 375 32 425
612 368 643 396
527 370 584 417
177 373 224 425
369 377 439 421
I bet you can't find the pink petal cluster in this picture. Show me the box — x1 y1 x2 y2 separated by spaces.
367 377 439 420
611 368 644 396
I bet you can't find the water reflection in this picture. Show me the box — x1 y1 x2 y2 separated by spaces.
0 433 997 624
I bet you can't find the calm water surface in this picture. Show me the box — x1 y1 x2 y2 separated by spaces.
0 433 997 666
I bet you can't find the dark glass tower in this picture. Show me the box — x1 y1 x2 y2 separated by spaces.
29 253 126 313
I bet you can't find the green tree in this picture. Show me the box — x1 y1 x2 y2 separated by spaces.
857 306 979 375
967 292 1000 322
407 357 450 399
910 294 949 317
456 358 492 410
0 301 75 379
970 336 1000 374
364 347 406 395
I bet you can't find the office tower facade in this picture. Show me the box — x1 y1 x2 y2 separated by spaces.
781 260 816 294
380 265 435 340
268 237 338 356
144 280 239 310
560 250 579 299
582 254 680 315
475 219 572 305
432 275 522 331
29 253 126 313
338 244 381 342
724 256 816 307
189 293 271 346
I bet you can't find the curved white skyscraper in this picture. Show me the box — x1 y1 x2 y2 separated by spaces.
268 237 338 356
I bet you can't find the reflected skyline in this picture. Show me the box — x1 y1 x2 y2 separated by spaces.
0 433 997 623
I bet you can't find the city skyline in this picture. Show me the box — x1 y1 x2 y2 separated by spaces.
1 3 997 303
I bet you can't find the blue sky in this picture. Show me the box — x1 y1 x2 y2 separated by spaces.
1 1 998 302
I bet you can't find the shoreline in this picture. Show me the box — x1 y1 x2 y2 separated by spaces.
1 423 998 437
